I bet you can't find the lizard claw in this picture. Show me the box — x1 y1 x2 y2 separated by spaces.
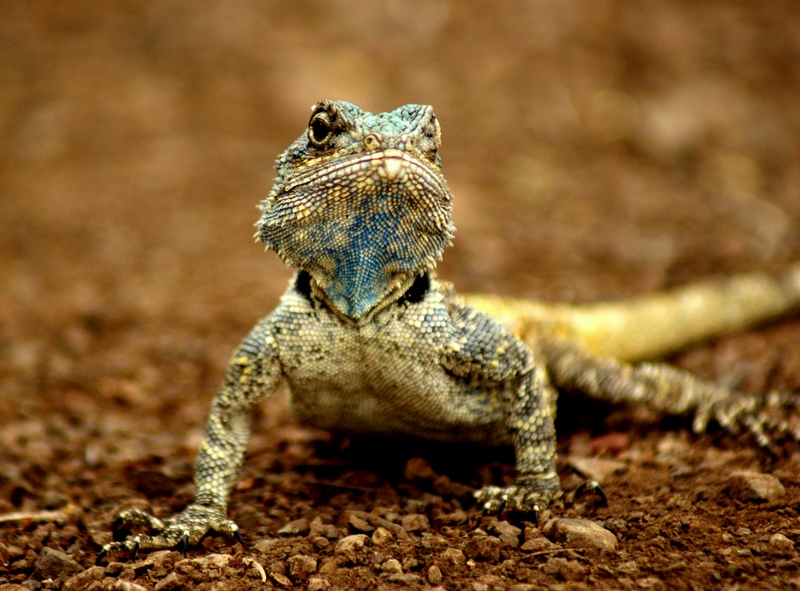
95 549 107 566
99 503 241 561
475 473 560 517
563 479 607 506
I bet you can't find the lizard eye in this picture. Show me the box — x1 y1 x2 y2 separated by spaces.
309 113 333 147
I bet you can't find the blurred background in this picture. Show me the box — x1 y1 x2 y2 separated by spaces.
1 1 800 486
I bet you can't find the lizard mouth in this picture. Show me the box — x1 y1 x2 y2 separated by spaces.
275 148 451 207
258 149 455 320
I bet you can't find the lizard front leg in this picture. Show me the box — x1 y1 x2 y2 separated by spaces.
474 358 563 520
99 317 282 562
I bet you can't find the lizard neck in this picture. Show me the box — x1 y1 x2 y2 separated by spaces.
301 270 429 326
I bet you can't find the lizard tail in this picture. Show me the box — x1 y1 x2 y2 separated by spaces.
465 263 800 362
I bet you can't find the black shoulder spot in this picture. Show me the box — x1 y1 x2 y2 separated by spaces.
294 270 313 301
398 272 430 306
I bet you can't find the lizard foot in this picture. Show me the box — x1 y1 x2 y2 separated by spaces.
97 504 242 564
474 473 561 524
694 389 800 450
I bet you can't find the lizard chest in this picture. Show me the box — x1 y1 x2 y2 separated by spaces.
269 293 502 440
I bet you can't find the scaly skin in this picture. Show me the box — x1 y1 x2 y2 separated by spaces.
100 101 800 561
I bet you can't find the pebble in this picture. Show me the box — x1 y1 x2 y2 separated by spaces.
307 578 331 591
347 513 374 532
520 527 555 552
288 554 317 581
542 556 585 581
153 572 184 591
725 471 785 502
387 573 421 585
400 513 429 533
439 547 467 567
427 565 443 584
277 518 309 535
492 521 522 548
381 558 402 574
31 547 81 581
334 534 369 562
403 457 437 481
465 535 502 561
545 518 618 551
770 533 796 557
617 560 638 575
63 566 105 591
372 526 393 546
111 581 148 591
270 571 292 587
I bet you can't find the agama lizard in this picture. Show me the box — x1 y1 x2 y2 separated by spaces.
99 100 800 561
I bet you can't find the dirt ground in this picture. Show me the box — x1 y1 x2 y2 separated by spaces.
3 1 800 590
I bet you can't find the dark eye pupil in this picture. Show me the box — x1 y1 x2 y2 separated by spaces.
310 118 330 144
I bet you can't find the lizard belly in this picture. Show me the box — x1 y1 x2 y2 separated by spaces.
275 308 505 444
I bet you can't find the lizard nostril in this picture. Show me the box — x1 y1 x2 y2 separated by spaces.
364 134 381 150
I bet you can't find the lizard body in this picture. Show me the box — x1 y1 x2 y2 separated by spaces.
100 101 800 560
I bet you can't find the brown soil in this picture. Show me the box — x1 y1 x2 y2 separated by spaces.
3 2 800 590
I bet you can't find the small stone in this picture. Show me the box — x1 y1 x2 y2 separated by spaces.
347 513 374 532
277 518 309 535
270 571 293 587
7 546 25 560
309 522 340 539
372 526 393 546
546 518 618 551
400 513 429 533
636 576 665 590
617 560 638 575
725 471 785 502
313 536 330 550
427 565 443 584
770 533 796 557
381 558 403 574
543 557 585 581
112 581 148 591
63 566 105 591
404 457 437 481
145 550 179 574
32 547 81 581
153 572 184 591
253 538 280 553
465 535 502 562
387 573 421 585
492 521 522 548
307 578 331 591
334 534 369 562
288 554 317 581
521 536 555 552
434 507 468 525
439 547 467 567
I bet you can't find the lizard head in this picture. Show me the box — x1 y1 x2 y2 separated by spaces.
258 100 455 321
